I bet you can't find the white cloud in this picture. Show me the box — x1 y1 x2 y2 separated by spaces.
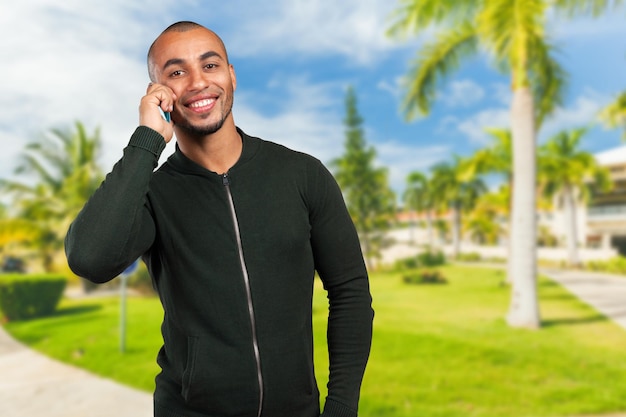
443 89 612 148
436 115 461 134
440 80 485 108
457 108 511 145
491 82 512 106
539 89 609 139
550 6 626 40
215 0 401 64
377 77 404 99
376 140 451 195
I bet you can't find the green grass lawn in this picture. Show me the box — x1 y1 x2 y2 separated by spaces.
4 264 626 417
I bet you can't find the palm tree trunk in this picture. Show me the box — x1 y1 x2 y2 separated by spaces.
506 87 541 329
452 203 461 258
564 185 580 267
426 210 434 248
506 178 514 285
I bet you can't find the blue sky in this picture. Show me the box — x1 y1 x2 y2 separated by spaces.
1 0 625 197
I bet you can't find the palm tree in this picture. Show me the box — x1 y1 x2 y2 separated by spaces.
466 128 516 277
468 129 513 182
430 157 486 258
599 91 626 140
1 121 104 271
465 187 509 246
387 0 621 328
538 127 612 267
403 171 435 246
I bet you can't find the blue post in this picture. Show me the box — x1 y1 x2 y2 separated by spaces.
119 260 138 353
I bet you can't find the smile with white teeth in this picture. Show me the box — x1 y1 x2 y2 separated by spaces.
189 98 215 108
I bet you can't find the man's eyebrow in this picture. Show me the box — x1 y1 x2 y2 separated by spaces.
199 51 224 61
162 58 185 73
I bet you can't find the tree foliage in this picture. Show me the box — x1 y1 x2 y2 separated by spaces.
0 121 104 271
599 91 626 140
333 87 396 269
430 157 486 257
538 127 613 265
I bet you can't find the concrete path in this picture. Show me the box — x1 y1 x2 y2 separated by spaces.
1 266 626 416
0 324 152 417
541 268 626 331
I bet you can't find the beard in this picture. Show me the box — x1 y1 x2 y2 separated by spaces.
175 94 234 137
175 109 230 136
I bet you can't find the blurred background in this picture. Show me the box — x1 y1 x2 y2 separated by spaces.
1 1 626 416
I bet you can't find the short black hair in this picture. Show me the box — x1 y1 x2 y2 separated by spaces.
147 21 229 82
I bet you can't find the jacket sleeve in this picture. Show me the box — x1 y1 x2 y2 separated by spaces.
65 126 166 283
308 160 374 417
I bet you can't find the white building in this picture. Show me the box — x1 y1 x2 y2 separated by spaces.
585 145 626 254
539 145 626 256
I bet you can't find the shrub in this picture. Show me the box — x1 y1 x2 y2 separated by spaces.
416 249 446 267
584 257 626 275
0 274 67 321
393 249 447 272
393 257 420 271
403 269 447 285
457 252 482 262
484 256 506 264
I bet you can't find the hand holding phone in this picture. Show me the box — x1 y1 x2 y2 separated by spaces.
140 83 176 143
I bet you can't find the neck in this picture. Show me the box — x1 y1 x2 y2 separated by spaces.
175 120 242 174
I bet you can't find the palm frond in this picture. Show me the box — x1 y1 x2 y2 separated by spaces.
599 91 626 139
530 39 568 128
538 127 610 202
16 154 62 190
387 0 480 39
478 0 547 86
401 22 479 119
553 0 624 17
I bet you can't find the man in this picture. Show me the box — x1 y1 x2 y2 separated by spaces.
65 21 373 417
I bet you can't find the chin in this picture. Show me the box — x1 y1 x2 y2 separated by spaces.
177 119 226 137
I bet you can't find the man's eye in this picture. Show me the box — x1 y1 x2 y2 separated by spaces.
205 64 217 70
170 70 183 77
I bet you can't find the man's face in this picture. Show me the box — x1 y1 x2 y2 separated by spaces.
149 28 236 136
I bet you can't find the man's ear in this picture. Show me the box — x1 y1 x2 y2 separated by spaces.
229 64 237 91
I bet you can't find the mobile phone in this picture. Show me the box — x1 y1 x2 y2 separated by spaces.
159 108 171 123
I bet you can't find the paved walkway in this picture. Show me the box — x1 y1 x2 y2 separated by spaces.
541 268 626 331
0 319 152 417
1 267 626 416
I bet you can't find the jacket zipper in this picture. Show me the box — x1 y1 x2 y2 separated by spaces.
222 173 264 417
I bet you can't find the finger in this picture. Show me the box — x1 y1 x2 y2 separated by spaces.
147 84 176 112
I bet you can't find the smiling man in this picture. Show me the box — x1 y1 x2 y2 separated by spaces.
65 21 373 417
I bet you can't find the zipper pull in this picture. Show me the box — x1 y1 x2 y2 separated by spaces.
222 173 229 186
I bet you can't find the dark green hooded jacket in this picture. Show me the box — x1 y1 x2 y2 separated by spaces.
65 126 374 417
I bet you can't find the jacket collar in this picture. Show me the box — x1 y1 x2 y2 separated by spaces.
167 127 260 177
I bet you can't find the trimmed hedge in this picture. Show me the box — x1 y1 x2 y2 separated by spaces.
393 249 447 271
0 274 67 321
403 269 448 285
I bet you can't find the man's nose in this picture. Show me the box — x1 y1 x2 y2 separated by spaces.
188 68 208 91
